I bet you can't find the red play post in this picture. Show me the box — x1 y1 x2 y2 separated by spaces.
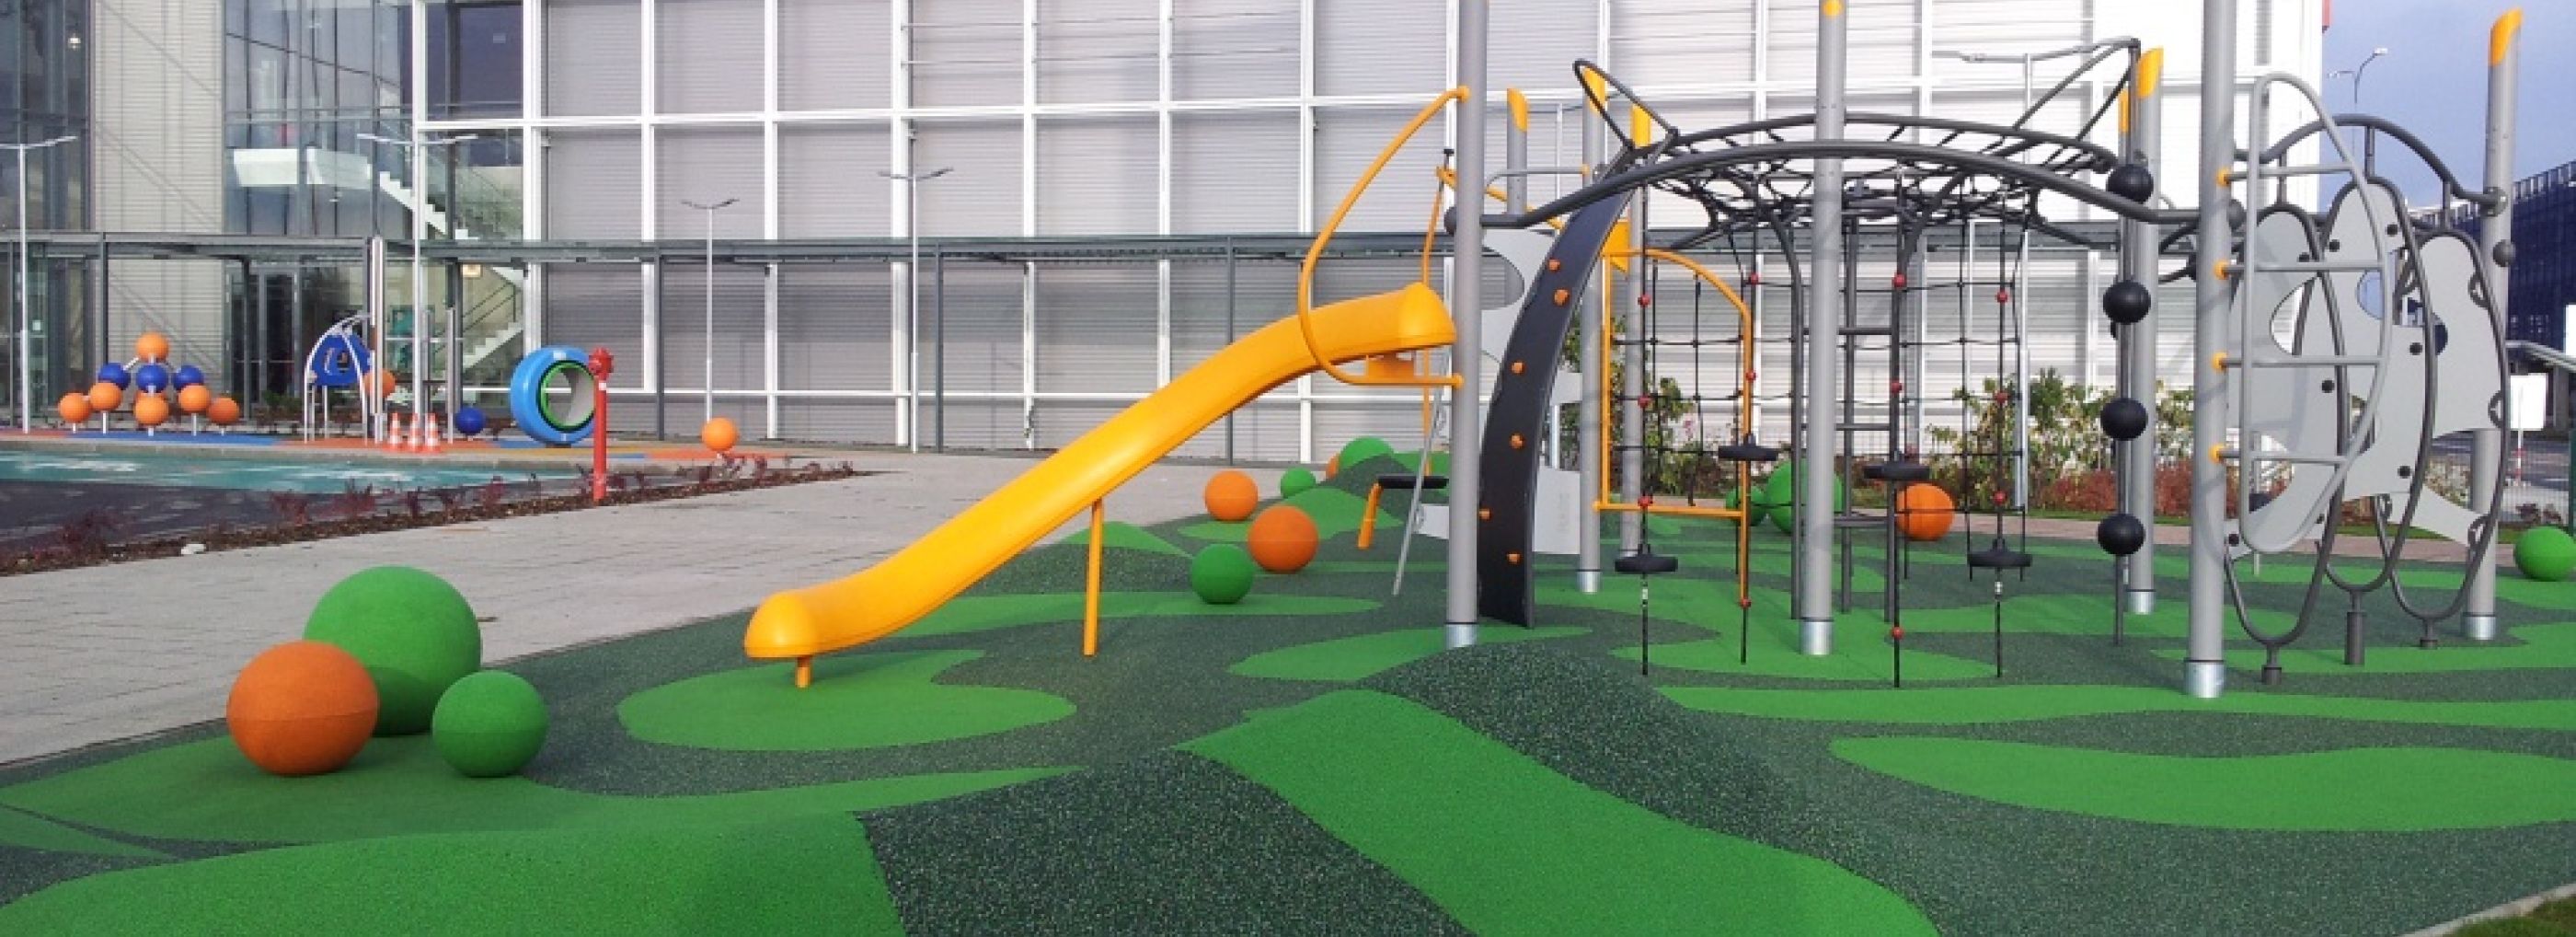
589 347 615 503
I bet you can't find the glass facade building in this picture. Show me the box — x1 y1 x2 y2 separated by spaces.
0 0 89 419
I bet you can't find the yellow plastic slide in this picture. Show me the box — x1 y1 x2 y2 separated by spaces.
743 283 1455 667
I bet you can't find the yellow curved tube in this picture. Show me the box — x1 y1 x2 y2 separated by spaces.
1298 87 1467 390
745 284 1456 665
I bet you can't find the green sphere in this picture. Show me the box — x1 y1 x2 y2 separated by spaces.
1280 468 1318 499
431 671 548 778
1335 436 1396 473
305 566 481 736
1763 461 1847 535
1190 544 1259 605
2515 526 2576 582
1725 488 1768 526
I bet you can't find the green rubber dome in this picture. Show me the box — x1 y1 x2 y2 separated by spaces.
2515 526 2576 582
1335 436 1395 473
305 566 481 736
1190 544 1259 605
1280 468 1318 499
1763 461 1846 535
431 670 549 778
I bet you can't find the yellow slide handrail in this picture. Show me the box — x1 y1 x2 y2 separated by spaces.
1298 87 1468 389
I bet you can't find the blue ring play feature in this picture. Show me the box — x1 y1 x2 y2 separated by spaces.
508 346 601 447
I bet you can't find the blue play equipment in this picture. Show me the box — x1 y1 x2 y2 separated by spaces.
307 333 375 388
508 346 599 447
134 363 171 394
301 314 391 440
96 363 130 389
454 405 489 437
175 365 206 388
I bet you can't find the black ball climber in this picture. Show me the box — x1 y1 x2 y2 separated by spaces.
2106 164 2156 203
2097 513 2147 557
2099 396 2150 442
2101 279 2153 325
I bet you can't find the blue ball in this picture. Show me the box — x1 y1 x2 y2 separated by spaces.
134 363 171 393
96 363 130 389
174 365 206 388
453 406 488 436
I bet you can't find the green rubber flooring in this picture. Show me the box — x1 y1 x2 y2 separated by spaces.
0 456 2570 934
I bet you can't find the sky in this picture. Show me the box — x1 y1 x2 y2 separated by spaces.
2321 1 2574 206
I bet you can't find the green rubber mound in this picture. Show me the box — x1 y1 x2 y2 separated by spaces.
864 751 1467 935
902 591 1380 638
1667 684 2576 731
618 651 1073 752
1187 690 1936 935
1835 737 2576 831
1231 627 1586 683
0 817 899 934
304 565 482 736
1335 436 1396 474
0 735 1058 844
1059 521 1188 557
1279 467 1318 498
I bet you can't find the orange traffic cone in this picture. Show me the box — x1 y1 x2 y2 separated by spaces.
384 413 407 450
421 415 443 454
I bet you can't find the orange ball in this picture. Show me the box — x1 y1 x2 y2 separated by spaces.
178 384 214 415
56 392 91 423
209 397 243 426
1203 470 1259 522
1896 484 1957 542
1247 505 1319 573
377 370 397 399
701 417 739 453
1326 455 1340 480
133 394 170 428
135 331 169 363
86 381 121 413
226 641 379 777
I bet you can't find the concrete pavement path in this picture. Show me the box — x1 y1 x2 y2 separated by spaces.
0 453 1268 767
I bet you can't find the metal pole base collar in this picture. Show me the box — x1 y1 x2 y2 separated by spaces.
1799 619 1834 656
2183 659 2226 699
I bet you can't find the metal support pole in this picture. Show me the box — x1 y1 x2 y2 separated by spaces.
1797 0 1850 656
2120 50 2166 617
14 145 27 431
1574 84 1604 595
933 246 948 452
2465 10 2521 643
1443 0 1489 650
2185 0 2239 700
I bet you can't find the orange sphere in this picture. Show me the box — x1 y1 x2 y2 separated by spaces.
135 331 170 363
86 381 121 413
1326 455 1340 480
178 384 214 415
1203 470 1259 522
133 394 170 428
701 417 740 453
1246 505 1319 573
1896 484 1958 542
226 641 379 777
377 370 397 399
209 396 243 426
57 392 91 423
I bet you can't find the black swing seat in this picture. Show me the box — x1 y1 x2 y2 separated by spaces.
1966 538 2034 570
1861 460 1931 483
1376 473 1449 491
1716 438 1780 463
1615 550 1681 575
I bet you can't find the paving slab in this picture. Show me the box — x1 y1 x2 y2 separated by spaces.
0 453 1272 766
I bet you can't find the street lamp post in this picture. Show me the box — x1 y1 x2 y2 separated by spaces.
2329 48 2390 166
680 197 739 425
7 135 77 433
879 167 951 453
360 131 477 439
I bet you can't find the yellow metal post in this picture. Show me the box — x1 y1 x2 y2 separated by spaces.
1084 500 1105 656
